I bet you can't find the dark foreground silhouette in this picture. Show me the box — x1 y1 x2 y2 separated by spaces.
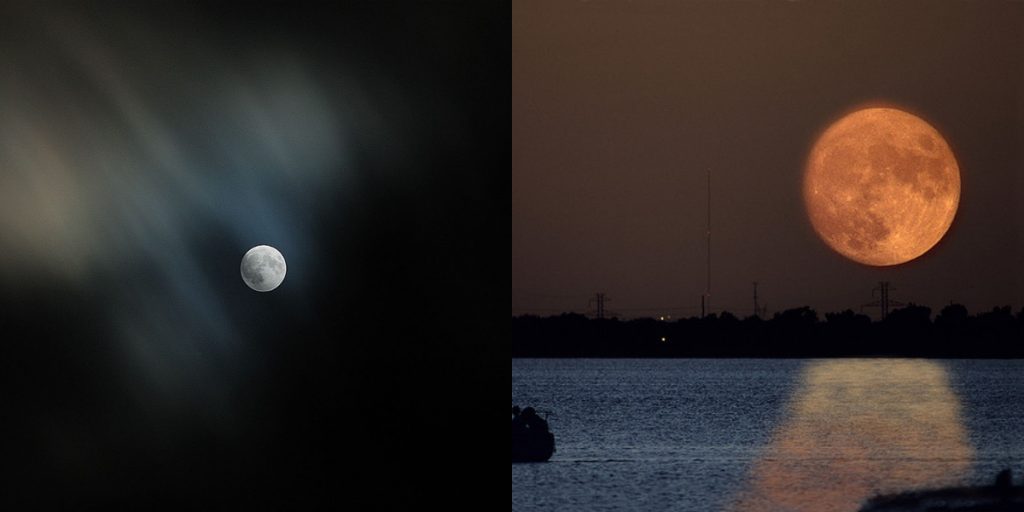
861 469 1024 511
512 406 555 462
513 304 1024 358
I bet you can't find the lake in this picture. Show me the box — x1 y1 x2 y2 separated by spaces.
511 358 1024 511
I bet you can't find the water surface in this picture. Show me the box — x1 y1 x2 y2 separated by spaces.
511 358 1024 511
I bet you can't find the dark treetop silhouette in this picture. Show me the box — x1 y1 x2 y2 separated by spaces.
513 304 1024 358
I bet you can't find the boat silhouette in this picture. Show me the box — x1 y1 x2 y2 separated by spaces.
512 406 556 463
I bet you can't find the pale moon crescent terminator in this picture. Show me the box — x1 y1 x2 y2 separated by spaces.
803 107 960 266
241 245 287 292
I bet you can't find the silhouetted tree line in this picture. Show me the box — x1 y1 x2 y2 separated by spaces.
512 304 1024 358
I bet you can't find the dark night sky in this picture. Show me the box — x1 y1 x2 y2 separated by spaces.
1 1 504 506
514 1 1024 319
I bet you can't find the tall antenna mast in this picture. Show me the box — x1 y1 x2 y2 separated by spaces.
705 169 711 316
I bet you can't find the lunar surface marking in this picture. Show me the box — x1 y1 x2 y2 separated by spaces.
803 108 960 266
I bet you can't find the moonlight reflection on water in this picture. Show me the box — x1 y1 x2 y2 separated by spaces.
727 359 973 512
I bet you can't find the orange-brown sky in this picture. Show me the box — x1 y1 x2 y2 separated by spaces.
513 1 1024 318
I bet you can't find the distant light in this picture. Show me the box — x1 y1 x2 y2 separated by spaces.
659 316 665 321
660 337 666 342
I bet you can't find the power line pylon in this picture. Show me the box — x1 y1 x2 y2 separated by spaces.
861 281 905 320
588 292 608 319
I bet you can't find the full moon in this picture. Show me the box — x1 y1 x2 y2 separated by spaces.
803 107 960 266
241 245 287 292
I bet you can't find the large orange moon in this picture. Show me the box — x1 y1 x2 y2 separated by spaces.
803 107 960 266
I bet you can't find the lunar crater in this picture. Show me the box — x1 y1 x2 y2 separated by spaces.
803 108 960 266
241 245 287 292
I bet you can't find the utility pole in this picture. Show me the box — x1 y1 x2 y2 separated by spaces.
753 281 760 318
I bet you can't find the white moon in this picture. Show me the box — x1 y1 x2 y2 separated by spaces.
241 245 287 292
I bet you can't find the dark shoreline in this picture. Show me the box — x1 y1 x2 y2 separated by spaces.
513 305 1024 359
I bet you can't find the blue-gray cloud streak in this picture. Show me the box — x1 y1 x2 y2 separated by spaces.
0 3 371 423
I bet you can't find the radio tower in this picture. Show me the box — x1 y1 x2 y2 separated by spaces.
702 169 711 318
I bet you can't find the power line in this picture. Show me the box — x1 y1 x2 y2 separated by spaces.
512 288 588 300
511 307 577 312
613 306 703 311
